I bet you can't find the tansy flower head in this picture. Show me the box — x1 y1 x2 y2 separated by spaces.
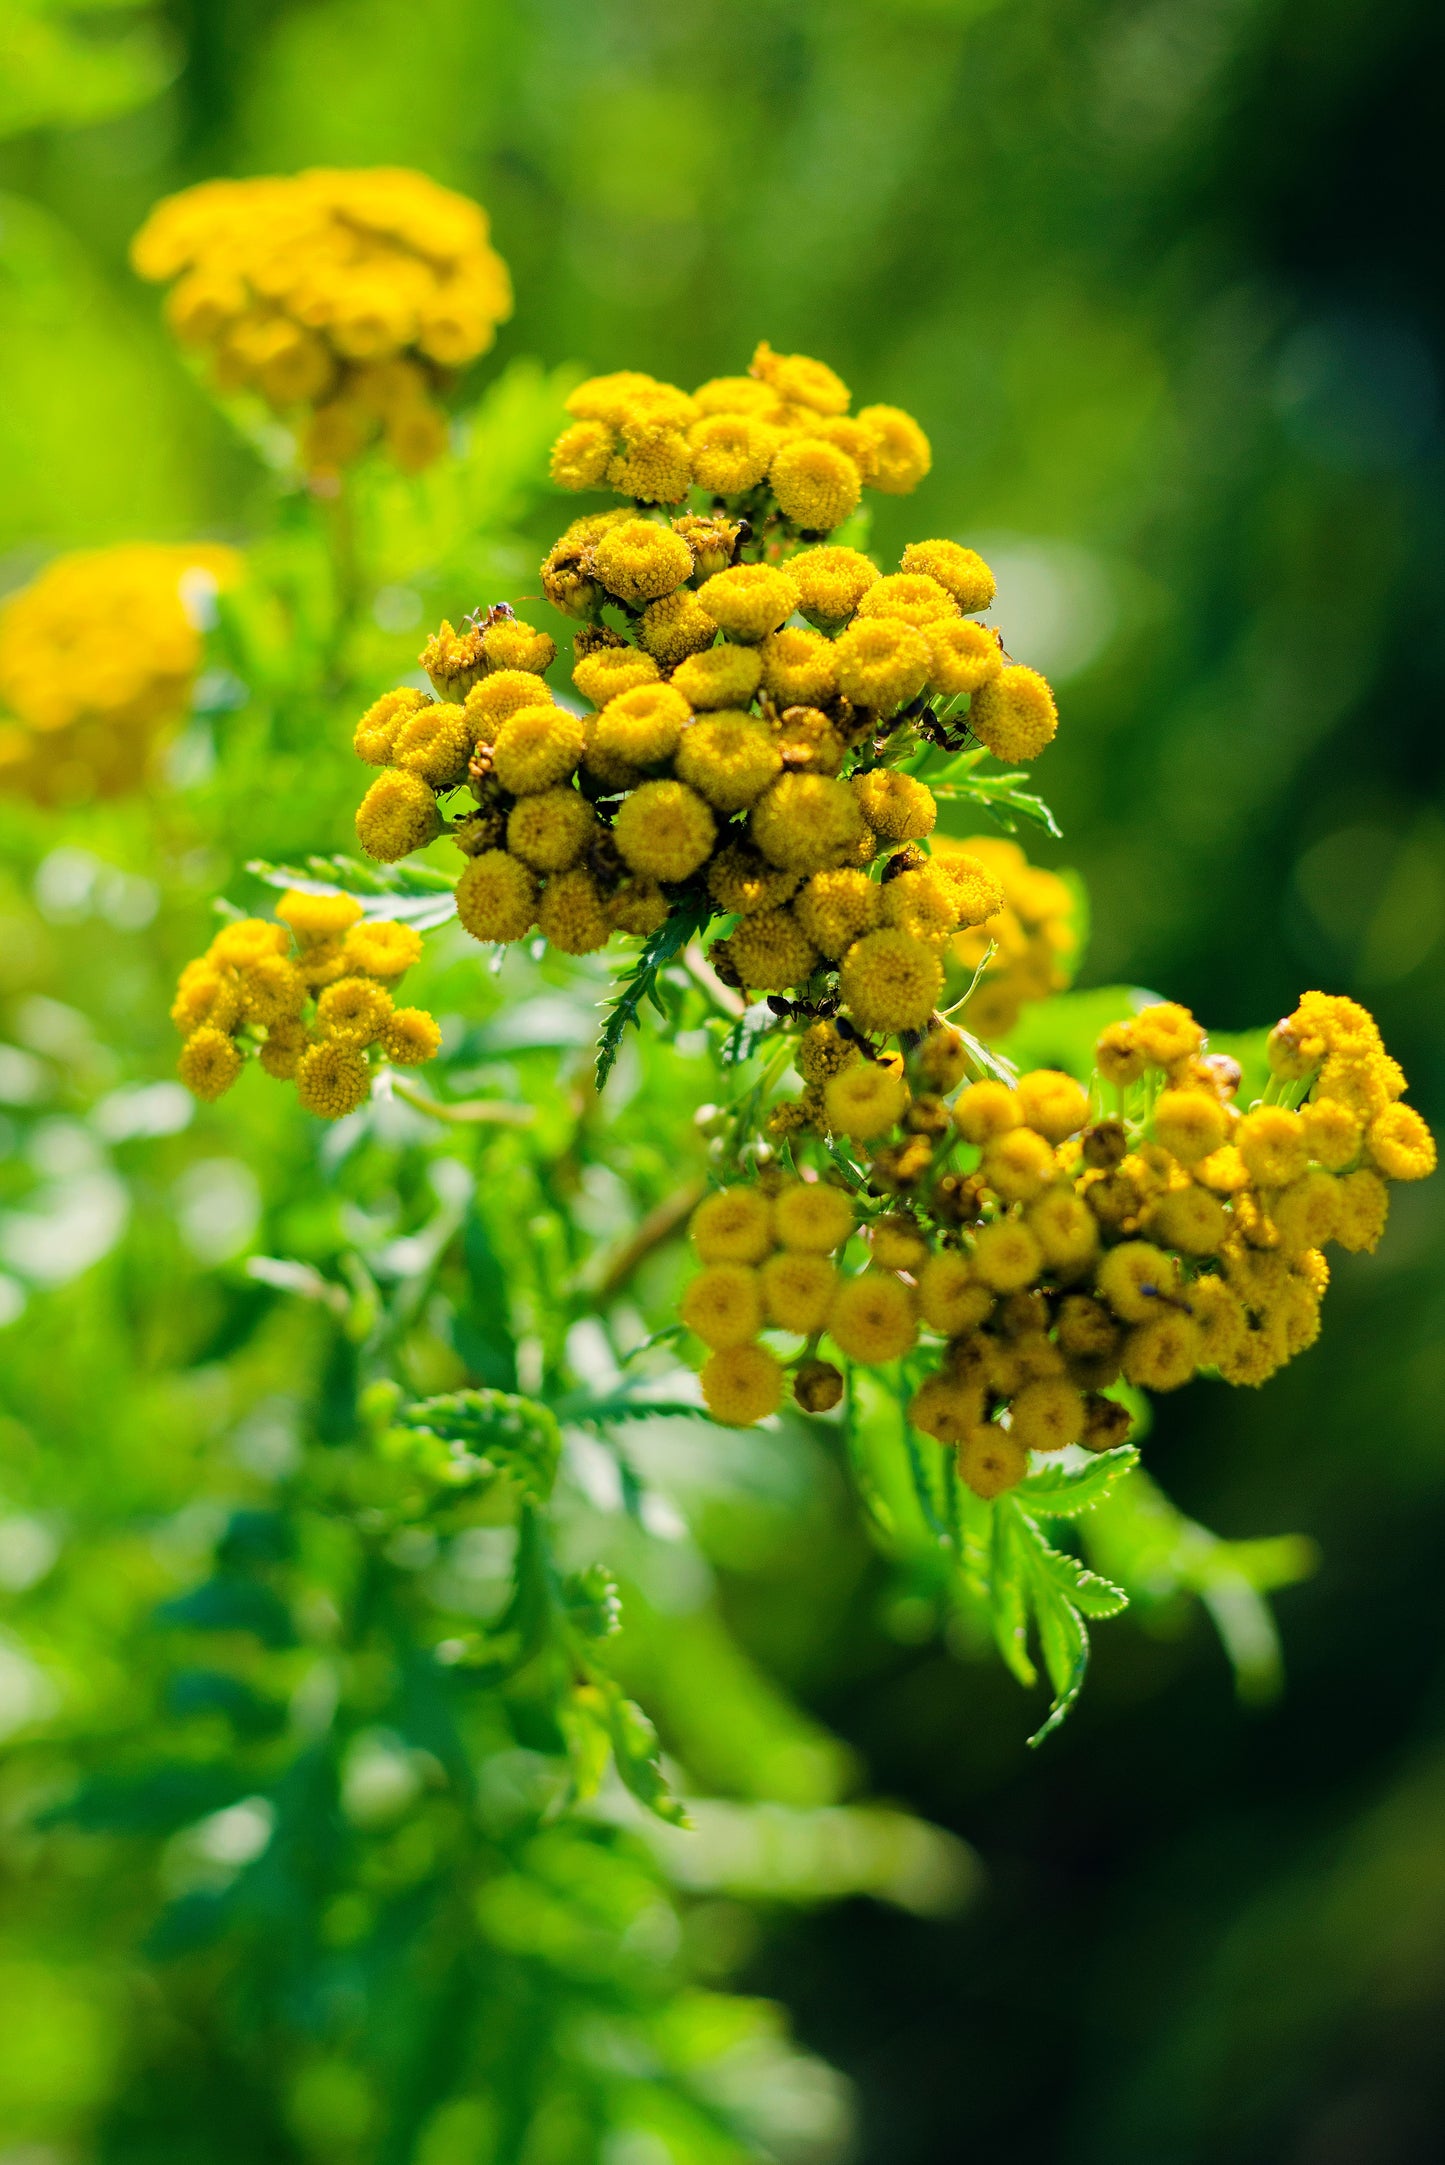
691 1186 774 1265
342 920 423 982
1026 1188 1099 1271
688 413 779 494
607 880 669 937
1011 1378 1086 1453
179 1026 244 1102
856 572 958 631
900 540 996 613
981 1127 1056 1203
1095 1241 1178 1323
1147 1184 1227 1255
700 1343 784 1426
1334 1169 1389 1253
316 975 393 1044
638 589 717 664
917 1252 993 1336
1270 1170 1342 1252
506 787 596 872
591 682 690 769
971 1221 1044 1295
295 1038 372 1121
238 954 306 1028
693 374 779 416
1300 1097 1362 1172
538 868 611 954
850 770 938 844
258 1020 307 1081
718 908 818 991
393 700 473 788
672 642 763 710
933 852 1006 928
614 779 715 883
278 889 365 942
967 665 1058 762
481 618 555 676
1367 1103 1437 1182
958 1425 1028 1501
926 618 1002 697
749 342 851 416
465 670 555 740
706 842 800 917
1095 1019 1147 1087
455 850 537 944
490 706 585 794
589 519 693 606
828 1271 918 1363
675 712 782 811
787 545 879 627
954 1079 1021 1145
879 867 959 947
794 868 882 957
608 427 691 504
572 645 660 707
696 563 799 644
833 617 931 716
855 404 931 494
1016 1069 1090 1144
681 1264 765 1350
838 929 943 1036
1236 1105 1309 1189
1122 1314 1201 1392
1133 1001 1204 1070
381 1007 442 1066
910 1375 987 1447
800 1019 860 1085
171 965 240 1037
210 919 289 967
551 419 614 490
355 767 442 861
769 438 862 532
773 1181 855 1254
824 1062 908 1141
420 621 487 699
762 1253 838 1335
752 772 867 874
354 686 430 766
758 627 837 708
1154 1087 1229 1165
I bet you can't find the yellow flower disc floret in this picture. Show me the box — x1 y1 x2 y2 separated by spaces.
490 706 585 795
672 644 763 711
179 1026 244 1103
773 1182 855 1254
770 438 862 532
828 1271 918 1363
681 1264 765 1350
589 519 694 606
751 773 866 874
355 768 442 861
850 769 937 843
455 851 537 944
691 1186 774 1265
295 1039 372 1121
823 1063 908 1141
900 540 996 613
833 619 931 716
838 930 943 1035
967 665 1058 762
675 713 783 811
696 563 800 644
700 1343 784 1426
787 545 879 627
613 779 716 882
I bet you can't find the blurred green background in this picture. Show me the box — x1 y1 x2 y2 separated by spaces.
3 2 1445 2160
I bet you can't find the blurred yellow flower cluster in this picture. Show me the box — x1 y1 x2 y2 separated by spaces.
346 342 1059 1062
172 891 441 1118
678 993 1435 1488
939 834 1077 1040
549 342 932 525
0 542 239 805
131 168 511 475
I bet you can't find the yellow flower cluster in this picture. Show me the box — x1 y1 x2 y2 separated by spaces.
678 994 1434 1504
0 543 239 806
172 891 441 1119
548 342 932 527
131 169 511 475
939 834 1078 1040
348 345 1057 1044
